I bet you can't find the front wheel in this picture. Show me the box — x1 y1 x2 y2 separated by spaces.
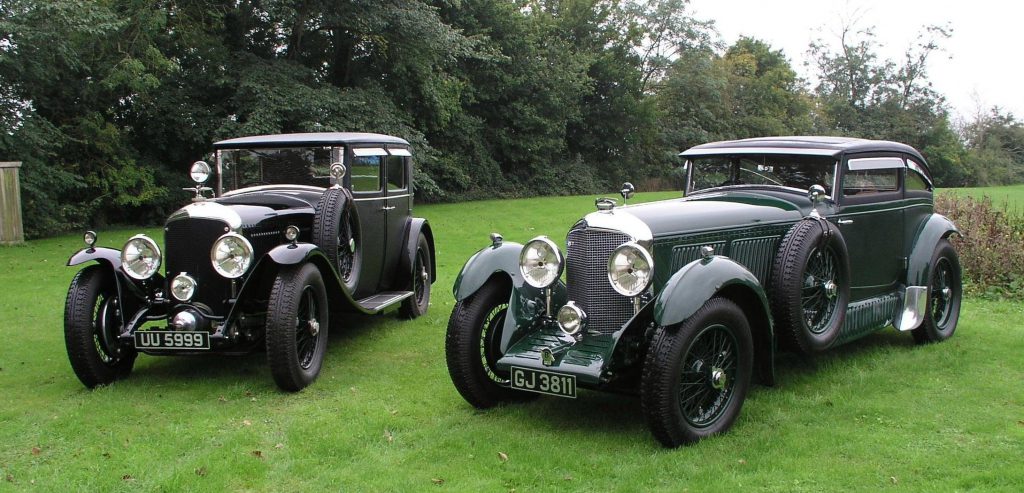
64 265 137 388
399 234 432 319
912 240 962 344
266 263 330 391
445 279 535 408
641 297 753 447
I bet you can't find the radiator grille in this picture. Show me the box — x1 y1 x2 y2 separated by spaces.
566 227 634 334
165 218 232 312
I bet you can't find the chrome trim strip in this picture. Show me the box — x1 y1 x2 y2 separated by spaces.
352 194 411 202
168 202 243 230
352 147 388 156
895 286 928 331
581 209 654 249
221 184 325 197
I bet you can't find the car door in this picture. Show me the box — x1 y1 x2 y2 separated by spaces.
835 154 905 301
379 148 412 290
349 147 388 298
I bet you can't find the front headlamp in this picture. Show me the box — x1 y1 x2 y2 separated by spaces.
557 302 587 335
519 236 563 288
210 233 253 279
190 161 211 184
171 273 197 301
607 242 654 297
121 235 162 280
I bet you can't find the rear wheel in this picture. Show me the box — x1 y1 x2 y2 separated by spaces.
266 263 329 391
445 279 535 408
399 234 432 319
913 240 962 344
641 297 753 447
64 265 136 388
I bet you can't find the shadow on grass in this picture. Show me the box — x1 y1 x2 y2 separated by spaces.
126 308 409 388
477 327 923 446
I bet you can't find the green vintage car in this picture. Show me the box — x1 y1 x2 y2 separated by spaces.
444 136 961 447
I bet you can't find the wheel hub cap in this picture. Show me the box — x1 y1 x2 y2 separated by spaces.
348 238 355 253
308 319 320 337
823 280 838 299
710 367 728 390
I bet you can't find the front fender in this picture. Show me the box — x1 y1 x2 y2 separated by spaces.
67 247 121 268
654 256 768 327
267 242 320 265
453 242 526 301
452 241 566 353
906 214 960 286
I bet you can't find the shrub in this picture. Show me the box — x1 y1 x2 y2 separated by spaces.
934 194 1024 298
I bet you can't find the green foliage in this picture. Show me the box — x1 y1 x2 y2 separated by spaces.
935 192 1024 299
2 0 1023 237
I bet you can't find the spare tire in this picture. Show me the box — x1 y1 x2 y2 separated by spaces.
769 218 850 354
313 187 360 293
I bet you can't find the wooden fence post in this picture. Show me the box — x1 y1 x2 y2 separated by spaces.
0 161 25 245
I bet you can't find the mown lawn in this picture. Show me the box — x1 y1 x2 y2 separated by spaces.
942 184 1024 212
1 191 1021 491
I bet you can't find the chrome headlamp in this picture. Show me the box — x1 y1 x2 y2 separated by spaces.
190 161 211 184
210 233 253 279
83 230 97 248
171 273 197 301
557 302 587 336
519 236 563 288
121 235 162 280
607 242 654 297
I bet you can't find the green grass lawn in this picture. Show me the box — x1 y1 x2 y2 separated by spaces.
1 190 1022 491
941 183 1024 211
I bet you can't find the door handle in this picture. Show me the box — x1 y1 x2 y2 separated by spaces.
381 206 396 211
837 219 853 225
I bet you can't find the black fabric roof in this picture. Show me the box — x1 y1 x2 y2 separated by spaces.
680 136 925 162
213 132 410 149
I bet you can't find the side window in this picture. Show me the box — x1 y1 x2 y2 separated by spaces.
351 155 382 192
906 158 933 192
386 156 407 191
843 157 901 197
906 168 930 192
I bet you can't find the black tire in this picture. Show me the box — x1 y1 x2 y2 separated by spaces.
64 265 137 388
266 263 330 392
313 187 360 292
912 240 962 344
445 279 536 408
641 297 754 447
399 234 432 319
770 218 850 354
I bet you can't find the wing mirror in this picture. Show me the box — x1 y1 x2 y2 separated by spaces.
807 184 831 217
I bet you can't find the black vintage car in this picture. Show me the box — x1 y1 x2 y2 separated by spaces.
65 132 436 391
445 136 961 447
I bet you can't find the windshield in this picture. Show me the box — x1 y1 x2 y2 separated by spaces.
688 154 836 195
217 146 341 193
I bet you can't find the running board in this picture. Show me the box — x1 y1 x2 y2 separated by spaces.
356 291 414 313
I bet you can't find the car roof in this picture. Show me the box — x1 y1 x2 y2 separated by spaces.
213 132 410 149
679 136 926 162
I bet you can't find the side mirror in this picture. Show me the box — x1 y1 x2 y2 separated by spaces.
808 184 828 204
807 184 831 217
620 182 635 204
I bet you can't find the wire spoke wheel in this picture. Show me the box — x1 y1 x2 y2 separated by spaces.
678 324 739 428
801 246 840 334
930 257 953 326
295 286 322 370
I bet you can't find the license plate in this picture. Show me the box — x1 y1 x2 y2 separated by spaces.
134 331 210 350
510 366 576 398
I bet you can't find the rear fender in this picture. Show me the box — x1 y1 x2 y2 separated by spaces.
906 214 960 286
398 218 436 288
654 256 776 385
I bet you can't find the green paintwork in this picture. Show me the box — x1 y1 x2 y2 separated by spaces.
906 214 959 286
452 241 567 353
452 242 524 301
497 324 612 386
653 256 768 327
621 191 805 238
